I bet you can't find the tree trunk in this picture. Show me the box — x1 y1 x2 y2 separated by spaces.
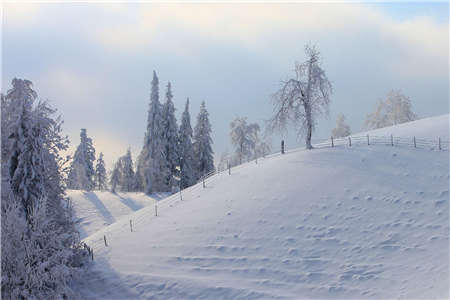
304 103 313 150
306 122 313 149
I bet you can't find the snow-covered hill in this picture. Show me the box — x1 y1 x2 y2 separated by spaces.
73 115 449 299
360 114 449 140
69 190 160 239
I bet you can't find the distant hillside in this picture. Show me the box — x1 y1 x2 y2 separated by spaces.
360 114 449 139
69 190 160 239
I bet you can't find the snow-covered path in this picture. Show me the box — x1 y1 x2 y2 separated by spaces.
74 141 449 299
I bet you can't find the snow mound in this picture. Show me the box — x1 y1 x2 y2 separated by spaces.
69 190 159 239
73 116 449 299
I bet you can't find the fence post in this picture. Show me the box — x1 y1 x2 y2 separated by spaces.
439 137 441 150
413 136 416 148
348 136 352 147
104 235 108 247
129 220 133 232
331 136 334 148
367 134 370 145
228 162 231 175
391 134 394 146
202 175 205 188
155 204 158 216
91 249 94 261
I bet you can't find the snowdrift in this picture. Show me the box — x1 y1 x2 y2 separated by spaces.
73 115 449 299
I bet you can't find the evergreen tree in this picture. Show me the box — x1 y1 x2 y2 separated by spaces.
178 98 196 189
120 149 135 192
110 161 121 194
1 78 86 299
67 129 96 191
136 71 170 194
161 82 179 191
95 152 107 191
193 101 215 179
6 78 43 222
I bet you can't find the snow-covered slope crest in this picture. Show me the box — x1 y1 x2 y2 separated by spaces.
362 113 449 140
69 190 158 239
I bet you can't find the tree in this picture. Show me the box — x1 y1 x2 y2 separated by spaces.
6 78 43 222
364 90 417 129
217 151 230 172
161 82 179 191
256 137 272 158
67 129 96 191
95 152 107 191
109 161 121 194
136 71 170 194
193 101 215 179
108 149 135 193
332 113 351 138
178 98 197 189
119 149 135 192
1 78 87 299
230 117 260 164
269 45 332 149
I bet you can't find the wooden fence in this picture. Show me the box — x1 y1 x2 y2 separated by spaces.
83 134 449 255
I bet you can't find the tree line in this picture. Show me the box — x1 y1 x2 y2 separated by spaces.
67 71 215 194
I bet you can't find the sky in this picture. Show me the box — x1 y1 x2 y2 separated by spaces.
2 1 449 168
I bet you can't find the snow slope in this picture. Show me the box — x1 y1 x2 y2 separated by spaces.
74 115 449 299
69 190 159 239
360 114 449 140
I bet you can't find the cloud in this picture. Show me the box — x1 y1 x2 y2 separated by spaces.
40 67 102 104
3 3 42 29
92 3 447 62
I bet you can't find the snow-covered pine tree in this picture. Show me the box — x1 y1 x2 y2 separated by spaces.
6 78 43 222
332 113 351 138
95 152 107 191
1 78 86 299
110 161 121 194
137 71 170 194
67 128 96 191
120 149 135 192
193 101 215 179
178 98 196 189
161 82 179 191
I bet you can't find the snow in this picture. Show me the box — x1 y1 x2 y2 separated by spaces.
69 190 160 239
72 115 449 299
360 113 449 140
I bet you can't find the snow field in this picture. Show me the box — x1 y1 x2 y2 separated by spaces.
73 115 450 299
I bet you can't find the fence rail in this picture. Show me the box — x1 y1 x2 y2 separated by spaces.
82 134 448 254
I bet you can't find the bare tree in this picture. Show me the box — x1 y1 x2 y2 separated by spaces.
385 90 417 125
269 45 332 149
364 90 417 129
230 117 260 164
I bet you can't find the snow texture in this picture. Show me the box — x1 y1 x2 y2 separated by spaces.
73 115 449 299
